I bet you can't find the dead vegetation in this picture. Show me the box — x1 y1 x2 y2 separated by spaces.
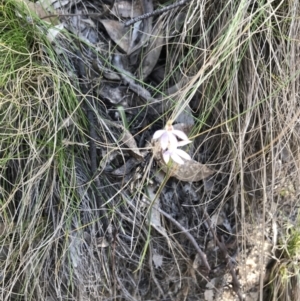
0 0 300 300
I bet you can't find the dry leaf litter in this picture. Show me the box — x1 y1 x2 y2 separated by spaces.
3 0 300 300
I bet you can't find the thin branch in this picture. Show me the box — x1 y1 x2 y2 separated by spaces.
149 242 166 298
112 55 153 100
160 208 210 273
146 201 211 273
204 211 243 301
76 52 108 231
124 0 192 27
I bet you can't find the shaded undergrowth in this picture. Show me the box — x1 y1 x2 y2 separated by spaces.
0 0 300 300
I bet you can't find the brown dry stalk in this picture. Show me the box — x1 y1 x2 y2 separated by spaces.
204 211 243 301
156 206 211 273
124 0 192 27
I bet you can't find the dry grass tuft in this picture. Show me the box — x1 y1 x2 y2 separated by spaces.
1 0 300 300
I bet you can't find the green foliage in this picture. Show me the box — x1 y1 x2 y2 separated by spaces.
0 1 90 298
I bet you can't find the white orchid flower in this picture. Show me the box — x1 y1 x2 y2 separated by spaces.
153 121 191 150
162 140 191 165
153 121 192 165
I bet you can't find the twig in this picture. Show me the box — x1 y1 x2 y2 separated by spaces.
149 242 166 298
124 0 192 27
112 55 155 102
112 228 118 300
41 0 115 20
76 52 108 231
146 201 211 273
41 12 107 20
204 211 243 301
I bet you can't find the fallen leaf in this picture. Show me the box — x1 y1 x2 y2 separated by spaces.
140 0 153 37
106 120 144 160
18 0 59 24
39 0 71 10
92 60 121 81
97 84 126 105
146 185 162 228
109 157 140 177
97 237 109 248
121 129 143 160
152 124 215 181
192 253 202 269
128 20 144 54
175 105 195 126
100 20 131 53
46 23 64 44
139 18 164 79
153 151 215 181
155 77 192 115
152 253 163 268
204 289 214 301
146 180 169 239
67 12 99 44
124 0 154 55
101 19 147 55
69 236 82 268
112 55 154 101
173 123 194 134
111 0 142 18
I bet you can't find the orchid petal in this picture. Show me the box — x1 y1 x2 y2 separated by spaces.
177 140 192 147
153 130 165 140
162 150 171 164
172 130 189 141
160 133 170 150
170 152 185 164
167 132 178 150
175 149 191 161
